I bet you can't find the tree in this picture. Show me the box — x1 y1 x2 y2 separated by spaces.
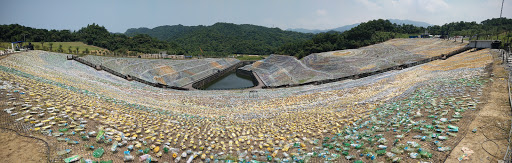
276 19 400 58
58 44 63 52
75 47 79 54
68 46 72 53
49 42 53 51
84 48 89 54
40 41 45 50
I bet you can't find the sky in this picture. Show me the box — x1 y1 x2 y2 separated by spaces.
1 0 511 33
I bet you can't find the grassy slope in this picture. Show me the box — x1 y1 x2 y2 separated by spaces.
236 55 267 61
33 42 106 51
0 42 106 53
0 42 11 50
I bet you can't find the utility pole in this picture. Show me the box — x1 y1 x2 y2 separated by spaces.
498 0 505 40
500 0 505 18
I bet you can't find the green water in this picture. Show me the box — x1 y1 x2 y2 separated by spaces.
203 72 255 90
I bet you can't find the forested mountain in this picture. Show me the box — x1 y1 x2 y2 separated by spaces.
284 28 325 34
277 18 512 59
0 23 181 54
277 19 425 58
75 24 182 55
388 19 432 27
1 18 510 58
126 24 200 41
0 24 77 42
426 18 512 36
125 23 313 55
287 19 431 34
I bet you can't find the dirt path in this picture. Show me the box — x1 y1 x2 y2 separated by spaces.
446 53 511 162
0 78 49 163
0 53 12 60
0 128 47 163
248 71 265 89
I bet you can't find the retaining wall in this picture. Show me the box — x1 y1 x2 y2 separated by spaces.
70 55 188 90
236 68 259 87
262 46 473 89
191 61 258 89
69 46 472 90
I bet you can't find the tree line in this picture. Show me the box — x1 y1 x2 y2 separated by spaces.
0 23 180 55
1 18 510 58
125 22 313 56
276 18 512 59
427 18 512 38
276 19 425 58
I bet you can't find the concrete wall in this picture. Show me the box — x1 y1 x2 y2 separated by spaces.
70 55 188 91
191 61 254 89
236 68 259 87
191 61 259 90
262 46 472 89
468 40 501 49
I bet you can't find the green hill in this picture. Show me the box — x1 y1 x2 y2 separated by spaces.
125 23 313 55
277 18 512 59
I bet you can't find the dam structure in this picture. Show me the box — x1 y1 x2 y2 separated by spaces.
69 55 241 90
68 38 472 91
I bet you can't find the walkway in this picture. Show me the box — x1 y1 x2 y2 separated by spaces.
445 51 511 162
248 71 265 89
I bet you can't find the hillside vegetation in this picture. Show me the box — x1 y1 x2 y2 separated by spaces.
0 24 179 55
427 18 512 36
0 42 106 54
277 18 512 58
125 23 313 55
1 18 510 58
